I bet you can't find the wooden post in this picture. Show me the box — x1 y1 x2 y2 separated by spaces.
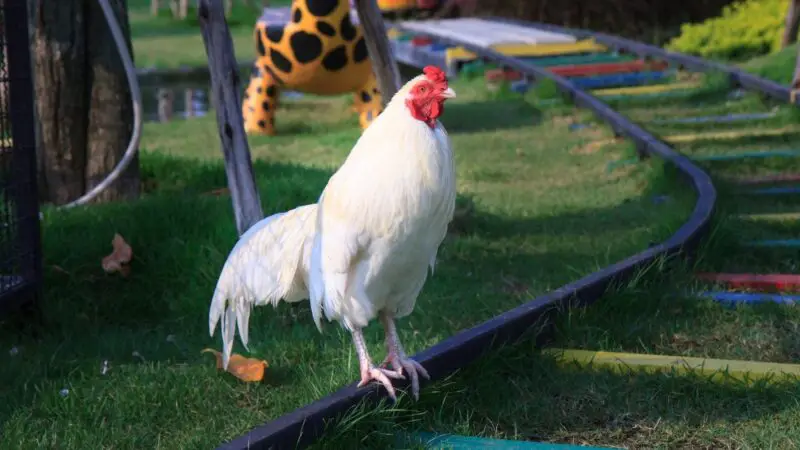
783 0 800 48
178 0 189 19
197 0 264 235
353 0 402 105
791 43 800 104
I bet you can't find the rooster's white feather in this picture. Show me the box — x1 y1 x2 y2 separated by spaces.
208 204 317 368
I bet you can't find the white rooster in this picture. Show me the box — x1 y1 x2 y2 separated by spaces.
209 66 457 401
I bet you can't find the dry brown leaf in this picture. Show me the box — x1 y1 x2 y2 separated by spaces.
202 187 230 197
202 348 268 382
101 233 133 276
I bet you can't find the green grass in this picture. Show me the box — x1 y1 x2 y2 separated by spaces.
303 77 800 449
128 0 265 69
0 76 698 448
741 43 799 86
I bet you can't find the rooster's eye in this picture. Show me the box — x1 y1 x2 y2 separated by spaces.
419 86 426 92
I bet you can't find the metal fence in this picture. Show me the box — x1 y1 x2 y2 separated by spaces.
0 1 42 315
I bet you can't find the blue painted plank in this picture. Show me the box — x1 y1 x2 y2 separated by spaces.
696 291 800 305
569 71 672 90
404 432 619 449
650 111 777 125
604 147 799 172
744 186 800 195
742 239 800 248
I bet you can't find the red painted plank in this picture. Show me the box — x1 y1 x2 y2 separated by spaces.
695 273 800 291
549 60 669 77
485 68 523 82
411 36 433 46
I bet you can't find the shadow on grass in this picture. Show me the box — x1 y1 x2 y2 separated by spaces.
0 150 694 445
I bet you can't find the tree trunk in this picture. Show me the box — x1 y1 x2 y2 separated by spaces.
783 0 800 48
151 0 160 16
354 0 402 105
29 0 89 204
29 0 140 205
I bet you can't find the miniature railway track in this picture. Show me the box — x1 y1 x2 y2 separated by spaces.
218 17 800 450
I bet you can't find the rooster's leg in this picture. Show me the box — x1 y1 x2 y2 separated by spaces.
352 328 405 401
379 311 430 400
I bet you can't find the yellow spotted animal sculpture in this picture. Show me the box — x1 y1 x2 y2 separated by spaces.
242 0 383 135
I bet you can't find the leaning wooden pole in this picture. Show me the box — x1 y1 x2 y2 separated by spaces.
197 0 263 235
354 0 402 105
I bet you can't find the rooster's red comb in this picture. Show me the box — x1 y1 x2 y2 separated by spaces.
423 65 447 85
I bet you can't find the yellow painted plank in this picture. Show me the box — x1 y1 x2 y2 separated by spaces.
737 212 800 221
665 125 800 144
445 39 607 64
387 28 404 39
592 82 702 97
544 348 800 383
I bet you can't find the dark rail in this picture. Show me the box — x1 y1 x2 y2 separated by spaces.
218 20 720 450
0 1 43 316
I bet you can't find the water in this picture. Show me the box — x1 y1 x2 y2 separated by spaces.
140 81 211 123
139 69 303 124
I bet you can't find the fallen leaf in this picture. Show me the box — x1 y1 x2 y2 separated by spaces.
202 187 229 197
101 233 133 276
202 348 268 382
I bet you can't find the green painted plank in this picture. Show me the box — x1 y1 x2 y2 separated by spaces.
525 53 636 67
404 432 619 449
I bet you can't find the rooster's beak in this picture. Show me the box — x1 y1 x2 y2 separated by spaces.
440 87 456 99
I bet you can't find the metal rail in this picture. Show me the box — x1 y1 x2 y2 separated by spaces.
217 20 719 450
489 17 797 105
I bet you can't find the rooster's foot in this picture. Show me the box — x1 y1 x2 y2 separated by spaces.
381 353 430 400
357 364 405 401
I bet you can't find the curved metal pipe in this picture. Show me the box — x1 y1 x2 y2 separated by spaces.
60 0 143 209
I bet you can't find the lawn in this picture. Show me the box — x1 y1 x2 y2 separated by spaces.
304 73 800 449
129 0 276 69
6 5 799 449
0 74 697 448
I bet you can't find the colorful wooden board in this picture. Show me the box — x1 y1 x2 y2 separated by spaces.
728 173 800 185
609 148 800 172
592 81 701 97
695 291 800 305
742 239 800 248
569 71 672 90
737 212 800 221
745 186 800 195
664 126 800 144
404 432 620 449
695 272 800 291
545 348 800 383
445 40 607 65
691 148 800 161
649 111 777 125
526 53 636 67
399 18 578 47
549 60 669 77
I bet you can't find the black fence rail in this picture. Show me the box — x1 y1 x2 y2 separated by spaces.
0 1 43 315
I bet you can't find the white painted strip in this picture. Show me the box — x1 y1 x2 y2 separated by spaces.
399 18 576 47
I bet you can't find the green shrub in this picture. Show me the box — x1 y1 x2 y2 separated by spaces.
666 0 789 60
